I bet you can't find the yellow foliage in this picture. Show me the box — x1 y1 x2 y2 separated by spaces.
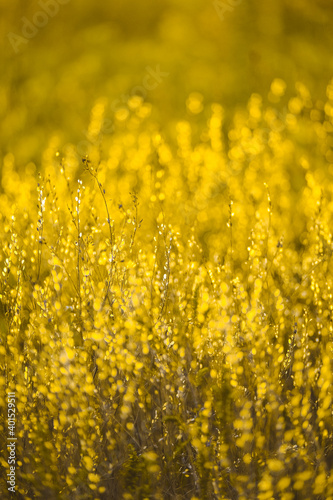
2 25 333 497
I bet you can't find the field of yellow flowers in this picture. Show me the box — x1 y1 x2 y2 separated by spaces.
1 78 333 499
1 1 333 499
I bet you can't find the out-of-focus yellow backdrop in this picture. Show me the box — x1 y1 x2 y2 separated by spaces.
0 0 332 167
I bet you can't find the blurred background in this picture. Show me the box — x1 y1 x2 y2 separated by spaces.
0 0 333 167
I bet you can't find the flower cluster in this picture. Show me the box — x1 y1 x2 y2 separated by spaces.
1 81 333 499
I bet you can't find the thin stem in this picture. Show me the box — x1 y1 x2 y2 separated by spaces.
83 160 115 307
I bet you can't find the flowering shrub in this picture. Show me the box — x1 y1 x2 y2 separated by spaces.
1 81 333 499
